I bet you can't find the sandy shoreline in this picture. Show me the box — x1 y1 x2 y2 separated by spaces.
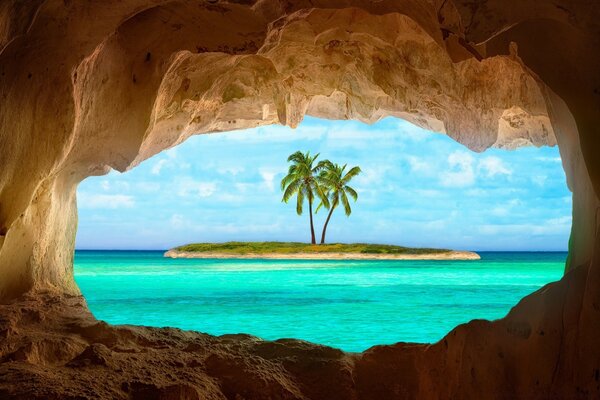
164 249 481 261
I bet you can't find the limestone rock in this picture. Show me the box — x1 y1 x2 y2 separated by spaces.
0 0 599 398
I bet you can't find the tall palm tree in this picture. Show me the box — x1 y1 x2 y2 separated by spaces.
317 162 361 244
281 151 330 244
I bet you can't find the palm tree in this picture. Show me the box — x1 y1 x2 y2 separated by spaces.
316 162 361 244
281 151 330 244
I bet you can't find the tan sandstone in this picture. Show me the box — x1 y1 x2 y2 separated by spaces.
0 0 599 398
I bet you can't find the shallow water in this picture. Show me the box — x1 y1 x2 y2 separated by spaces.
75 251 565 352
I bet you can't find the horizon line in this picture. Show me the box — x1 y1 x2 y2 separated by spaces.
74 248 570 252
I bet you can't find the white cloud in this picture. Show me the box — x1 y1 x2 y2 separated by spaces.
89 214 108 222
532 175 547 187
100 180 110 190
218 166 245 176
440 151 475 187
546 216 571 224
413 189 442 197
440 154 511 187
326 129 372 141
211 222 282 234
406 156 432 175
489 198 523 217
479 156 512 178
177 178 217 198
355 164 390 187
259 168 279 192
323 127 404 149
466 188 487 197
151 147 191 175
397 120 428 142
170 214 185 229
478 215 571 236
234 182 254 193
490 199 522 217
151 159 168 175
116 181 131 191
215 193 244 203
423 219 448 230
78 193 135 209
137 182 161 193
491 206 510 217
216 124 327 143
507 199 523 207
535 156 562 163
165 147 178 159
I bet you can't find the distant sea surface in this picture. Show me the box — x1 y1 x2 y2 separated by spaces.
75 250 565 352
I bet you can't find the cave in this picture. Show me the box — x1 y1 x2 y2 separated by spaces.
1 1 599 399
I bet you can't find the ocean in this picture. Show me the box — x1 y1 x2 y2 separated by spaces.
74 250 565 352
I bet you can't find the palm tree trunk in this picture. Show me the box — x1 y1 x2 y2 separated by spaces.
308 199 316 244
320 206 335 244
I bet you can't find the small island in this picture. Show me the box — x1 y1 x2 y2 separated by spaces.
164 242 480 260
165 153 481 261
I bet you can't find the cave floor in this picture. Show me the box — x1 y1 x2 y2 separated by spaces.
0 293 367 399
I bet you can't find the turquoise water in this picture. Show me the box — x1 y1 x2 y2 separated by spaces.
75 251 565 352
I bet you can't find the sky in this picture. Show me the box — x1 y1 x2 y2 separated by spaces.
76 117 572 251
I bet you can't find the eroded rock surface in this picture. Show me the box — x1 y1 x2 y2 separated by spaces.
0 0 578 299
1 0 600 398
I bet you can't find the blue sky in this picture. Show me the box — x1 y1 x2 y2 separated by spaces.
76 117 572 251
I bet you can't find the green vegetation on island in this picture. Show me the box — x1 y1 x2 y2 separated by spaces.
172 242 451 255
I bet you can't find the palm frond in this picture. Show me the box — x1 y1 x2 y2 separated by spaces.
296 188 305 215
315 201 325 214
287 151 305 163
280 173 297 190
316 176 336 188
314 159 331 173
314 183 330 209
330 195 340 210
282 179 301 202
342 166 361 184
345 185 358 201
341 190 352 216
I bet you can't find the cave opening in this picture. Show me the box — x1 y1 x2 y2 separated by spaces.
74 116 571 351
2 0 599 396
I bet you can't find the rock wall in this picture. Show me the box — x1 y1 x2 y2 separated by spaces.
0 0 599 398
